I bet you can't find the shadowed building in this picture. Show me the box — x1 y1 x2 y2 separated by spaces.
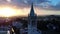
28 3 40 34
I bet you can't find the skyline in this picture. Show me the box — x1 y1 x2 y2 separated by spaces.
0 0 60 17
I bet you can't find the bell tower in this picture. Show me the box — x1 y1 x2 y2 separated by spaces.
28 3 37 34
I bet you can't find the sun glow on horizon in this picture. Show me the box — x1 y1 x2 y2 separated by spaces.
6 0 11 2
0 7 24 17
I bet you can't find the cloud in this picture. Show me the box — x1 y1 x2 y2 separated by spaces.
0 0 60 10
35 0 60 10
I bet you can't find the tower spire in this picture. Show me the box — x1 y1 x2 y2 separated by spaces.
30 3 35 16
28 2 38 34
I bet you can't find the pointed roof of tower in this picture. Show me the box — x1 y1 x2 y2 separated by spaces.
30 3 35 16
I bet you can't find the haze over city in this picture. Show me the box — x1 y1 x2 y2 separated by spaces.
0 0 60 34
0 0 60 17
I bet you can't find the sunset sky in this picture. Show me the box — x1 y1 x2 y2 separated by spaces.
0 0 60 17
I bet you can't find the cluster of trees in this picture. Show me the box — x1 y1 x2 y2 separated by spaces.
37 18 60 32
